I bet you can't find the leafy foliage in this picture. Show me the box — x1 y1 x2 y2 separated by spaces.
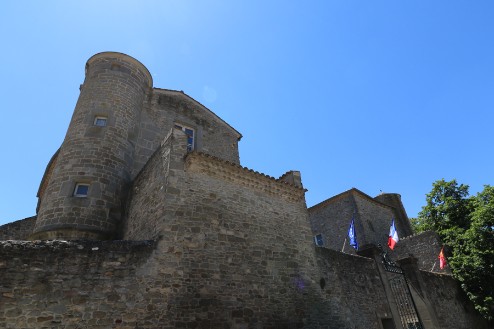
415 180 494 321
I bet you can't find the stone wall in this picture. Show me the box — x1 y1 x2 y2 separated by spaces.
353 192 395 247
309 192 357 253
0 241 403 328
123 128 184 240
0 217 36 240
315 247 393 328
125 131 457 328
1 237 488 328
124 127 337 327
309 189 396 254
0 240 155 329
420 271 490 329
392 231 449 273
132 89 241 178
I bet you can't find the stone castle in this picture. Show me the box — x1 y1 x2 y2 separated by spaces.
0 52 489 329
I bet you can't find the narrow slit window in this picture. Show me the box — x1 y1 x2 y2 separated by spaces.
74 183 89 197
94 116 108 127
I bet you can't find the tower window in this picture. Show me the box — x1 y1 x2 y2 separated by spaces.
174 124 195 151
74 183 90 197
94 116 108 127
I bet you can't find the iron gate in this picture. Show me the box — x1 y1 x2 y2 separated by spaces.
389 274 423 329
379 245 424 329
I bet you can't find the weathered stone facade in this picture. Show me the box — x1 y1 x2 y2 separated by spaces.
0 217 36 241
309 189 411 254
0 52 489 328
392 231 451 273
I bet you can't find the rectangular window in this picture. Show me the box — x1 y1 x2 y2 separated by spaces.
94 116 108 127
174 124 195 151
74 183 89 197
314 234 324 246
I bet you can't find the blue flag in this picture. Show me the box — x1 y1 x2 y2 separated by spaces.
348 216 359 250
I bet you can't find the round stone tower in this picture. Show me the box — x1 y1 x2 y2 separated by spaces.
31 52 153 240
374 193 414 237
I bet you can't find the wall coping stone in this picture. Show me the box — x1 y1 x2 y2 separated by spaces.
0 216 36 230
0 239 155 252
399 230 440 241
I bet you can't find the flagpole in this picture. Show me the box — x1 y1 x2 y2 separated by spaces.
431 261 436 272
341 237 347 252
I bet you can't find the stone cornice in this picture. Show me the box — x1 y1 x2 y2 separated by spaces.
184 152 306 202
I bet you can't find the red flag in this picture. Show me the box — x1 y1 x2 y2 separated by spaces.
438 247 447 269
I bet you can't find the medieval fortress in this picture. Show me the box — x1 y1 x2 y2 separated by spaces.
0 52 488 328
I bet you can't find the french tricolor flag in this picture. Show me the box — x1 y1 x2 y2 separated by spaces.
387 219 399 250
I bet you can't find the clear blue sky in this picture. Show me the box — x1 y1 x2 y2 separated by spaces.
1 1 493 226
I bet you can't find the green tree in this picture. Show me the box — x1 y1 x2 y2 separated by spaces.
417 179 472 232
415 180 494 321
451 186 494 320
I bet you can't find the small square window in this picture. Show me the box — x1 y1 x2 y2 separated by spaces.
74 183 89 197
94 116 107 127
